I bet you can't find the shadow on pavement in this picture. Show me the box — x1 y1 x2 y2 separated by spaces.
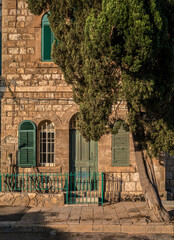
0 206 30 221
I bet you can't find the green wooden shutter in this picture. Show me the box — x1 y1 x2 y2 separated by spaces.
41 13 56 62
18 121 36 168
43 24 52 61
112 128 129 167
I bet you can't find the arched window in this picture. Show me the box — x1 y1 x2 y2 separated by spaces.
39 121 55 166
41 13 55 61
112 124 129 167
18 120 36 168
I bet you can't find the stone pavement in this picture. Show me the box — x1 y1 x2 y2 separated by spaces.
0 202 174 234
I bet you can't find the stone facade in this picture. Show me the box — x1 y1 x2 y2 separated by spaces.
0 0 171 202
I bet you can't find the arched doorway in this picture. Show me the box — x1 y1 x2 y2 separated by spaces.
69 114 98 174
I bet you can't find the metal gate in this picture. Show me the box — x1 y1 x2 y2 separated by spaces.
65 172 104 205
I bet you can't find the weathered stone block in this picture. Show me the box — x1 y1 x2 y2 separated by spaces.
9 34 21 40
121 173 130 181
130 172 139 182
136 182 142 191
8 47 19 54
21 74 32 80
124 182 136 192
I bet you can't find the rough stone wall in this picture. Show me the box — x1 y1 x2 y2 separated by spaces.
0 0 168 200
0 0 2 170
0 192 64 207
1 0 74 174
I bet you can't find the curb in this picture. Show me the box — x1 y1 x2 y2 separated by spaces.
0 222 174 234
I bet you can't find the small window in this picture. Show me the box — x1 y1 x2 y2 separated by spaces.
18 121 36 168
39 121 55 166
41 13 55 62
112 126 129 167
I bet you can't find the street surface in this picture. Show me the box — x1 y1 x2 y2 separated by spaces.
0 232 174 240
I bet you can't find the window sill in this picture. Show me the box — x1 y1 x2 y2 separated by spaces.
102 166 136 173
34 61 58 68
37 166 62 173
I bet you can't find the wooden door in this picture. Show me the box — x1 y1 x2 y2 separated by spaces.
69 129 98 174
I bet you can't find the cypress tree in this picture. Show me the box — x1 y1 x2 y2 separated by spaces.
27 0 174 222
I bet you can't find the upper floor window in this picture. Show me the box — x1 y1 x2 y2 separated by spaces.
41 13 55 62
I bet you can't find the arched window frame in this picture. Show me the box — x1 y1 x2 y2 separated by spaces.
112 124 130 167
39 120 55 166
41 12 55 62
18 120 36 168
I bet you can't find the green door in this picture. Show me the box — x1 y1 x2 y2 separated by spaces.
69 129 98 174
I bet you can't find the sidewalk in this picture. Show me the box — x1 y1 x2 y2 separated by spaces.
0 202 174 234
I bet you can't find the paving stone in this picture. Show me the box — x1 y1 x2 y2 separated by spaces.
94 206 104 220
103 224 121 233
55 207 71 222
45 224 69 231
121 224 146 234
146 224 174 234
81 207 93 221
68 224 93 232
69 206 81 221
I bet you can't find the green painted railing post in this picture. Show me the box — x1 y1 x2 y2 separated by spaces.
15 172 17 191
66 173 68 204
0 173 1 192
101 172 104 206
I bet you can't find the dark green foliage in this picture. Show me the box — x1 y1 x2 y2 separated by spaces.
27 0 174 157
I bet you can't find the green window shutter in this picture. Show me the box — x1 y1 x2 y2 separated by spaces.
112 128 129 167
41 13 56 62
18 121 36 168
43 24 52 61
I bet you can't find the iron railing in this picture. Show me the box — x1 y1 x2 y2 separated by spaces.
0 172 104 205
66 172 104 205
0 172 67 193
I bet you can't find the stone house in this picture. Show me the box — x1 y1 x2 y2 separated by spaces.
0 0 173 203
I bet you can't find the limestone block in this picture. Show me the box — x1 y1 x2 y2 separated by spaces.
35 105 45 111
9 9 16 16
39 80 48 86
130 172 139 182
27 47 34 54
18 1 25 9
9 34 21 40
20 47 27 54
124 182 136 192
28 193 36 199
121 173 130 181
17 16 25 22
44 105 52 111
44 74 52 80
21 193 30 206
21 74 32 80
136 182 142 191
22 34 35 40
21 10 28 16
8 47 19 54
52 74 61 80
13 196 22 206
53 105 62 111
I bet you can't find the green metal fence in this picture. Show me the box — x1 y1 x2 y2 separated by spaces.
0 172 104 206
0 172 67 193
66 172 104 206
